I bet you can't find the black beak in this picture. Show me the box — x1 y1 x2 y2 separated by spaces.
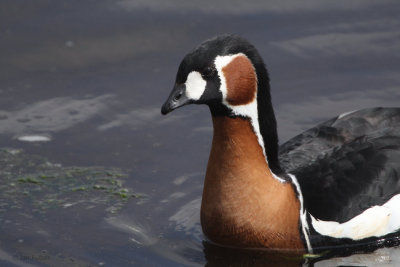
161 84 191 115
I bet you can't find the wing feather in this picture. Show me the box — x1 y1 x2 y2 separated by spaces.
279 107 400 222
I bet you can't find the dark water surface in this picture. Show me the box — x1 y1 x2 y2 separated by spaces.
1 1 400 266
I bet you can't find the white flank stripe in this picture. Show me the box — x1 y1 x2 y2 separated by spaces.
311 194 400 240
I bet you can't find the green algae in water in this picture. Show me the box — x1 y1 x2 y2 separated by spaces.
18 177 42 184
0 148 140 215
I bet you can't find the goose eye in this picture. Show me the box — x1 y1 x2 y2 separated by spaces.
173 90 183 101
201 66 215 79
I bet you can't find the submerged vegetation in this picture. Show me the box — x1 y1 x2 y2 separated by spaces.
0 148 140 215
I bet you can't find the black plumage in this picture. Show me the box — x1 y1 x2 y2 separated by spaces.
280 107 400 223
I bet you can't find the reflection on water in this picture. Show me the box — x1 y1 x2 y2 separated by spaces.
0 0 399 266
0 95 113 136
203 242 304 267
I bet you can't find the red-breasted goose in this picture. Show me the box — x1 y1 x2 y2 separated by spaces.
161 34 400 253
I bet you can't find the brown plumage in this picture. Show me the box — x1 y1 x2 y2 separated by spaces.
200 116 304 250
223 55 257 106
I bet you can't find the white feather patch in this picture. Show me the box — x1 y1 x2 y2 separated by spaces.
288 174 313 252
311 194 400 240
185 71 206 100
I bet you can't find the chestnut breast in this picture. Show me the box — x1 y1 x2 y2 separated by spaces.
201 116 304 250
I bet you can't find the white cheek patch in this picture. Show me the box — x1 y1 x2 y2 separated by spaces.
185 71 206 100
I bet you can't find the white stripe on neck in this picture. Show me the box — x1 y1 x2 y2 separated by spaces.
214 53 285 183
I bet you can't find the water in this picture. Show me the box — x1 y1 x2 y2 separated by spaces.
1 0 400 266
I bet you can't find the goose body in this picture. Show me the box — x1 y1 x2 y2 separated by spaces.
161 34 400 253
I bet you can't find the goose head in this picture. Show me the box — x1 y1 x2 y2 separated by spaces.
161 34 283 175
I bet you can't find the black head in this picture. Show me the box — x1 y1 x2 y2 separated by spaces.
161 34 284 175
162 34 264 116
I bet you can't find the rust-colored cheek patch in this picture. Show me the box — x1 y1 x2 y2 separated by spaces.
222 55 257 106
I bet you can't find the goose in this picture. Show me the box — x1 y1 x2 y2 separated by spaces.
161 34 400 253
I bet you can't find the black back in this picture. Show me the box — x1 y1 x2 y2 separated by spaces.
279 107 400 222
